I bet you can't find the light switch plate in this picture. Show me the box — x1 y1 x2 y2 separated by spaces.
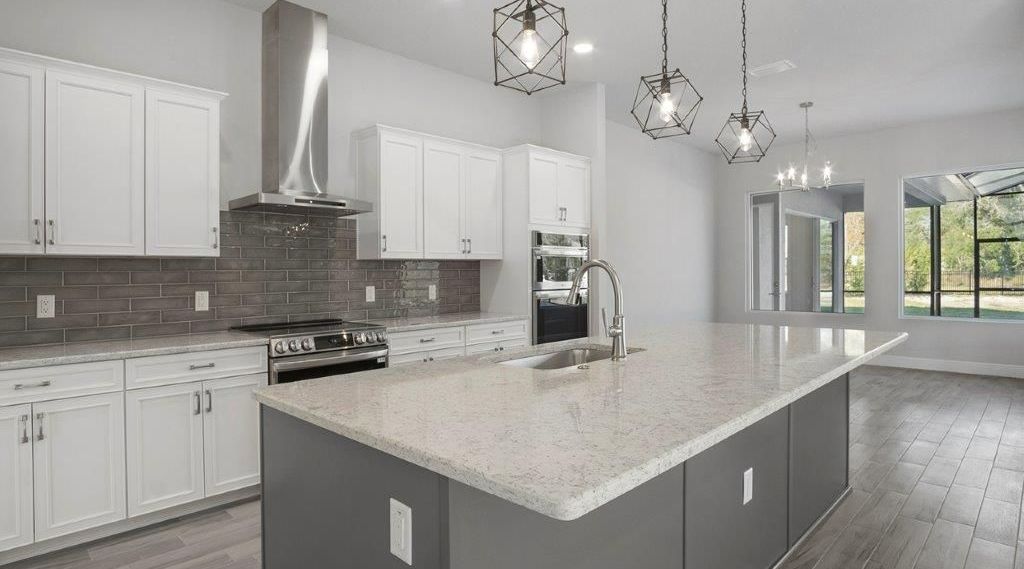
366 285 376 303
389 498 412 565
428 284 437 301
195 291 210 312
36 295 55 319
743 467 754 505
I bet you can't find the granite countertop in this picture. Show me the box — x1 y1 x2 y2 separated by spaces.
367 312 526 333
254 322 907 521
0 331 269 371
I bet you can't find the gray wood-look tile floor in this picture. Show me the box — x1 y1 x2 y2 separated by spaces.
10 366 1024 569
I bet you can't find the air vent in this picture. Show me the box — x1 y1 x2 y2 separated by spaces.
748 59 797 78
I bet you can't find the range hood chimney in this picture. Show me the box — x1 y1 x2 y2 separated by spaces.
229 0 372 216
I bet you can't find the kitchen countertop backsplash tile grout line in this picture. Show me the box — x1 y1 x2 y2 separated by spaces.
0 211 482 348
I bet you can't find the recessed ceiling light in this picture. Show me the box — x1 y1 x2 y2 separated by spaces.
748 59 797 78
573 42 594 54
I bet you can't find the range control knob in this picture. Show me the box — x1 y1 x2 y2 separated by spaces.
288 339 299 352
376 331 386 343
354 333 365 345
274 342 287 354
301 338 314 351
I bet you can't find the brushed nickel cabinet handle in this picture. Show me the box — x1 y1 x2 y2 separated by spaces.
194 391 201 415
468 238 472 254
491 329 505 335
47 219 55 245
205 389 213 413
33 219 41 245
212 227 219 249
189 363 215 371
13 380 51 390
382 234 388 252
20 415 29 444
35 413 44 441
419 337 436 343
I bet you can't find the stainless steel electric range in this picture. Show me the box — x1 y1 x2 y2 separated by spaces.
233 319 389 384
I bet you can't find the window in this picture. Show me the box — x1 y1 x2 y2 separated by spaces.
902 166 1024 320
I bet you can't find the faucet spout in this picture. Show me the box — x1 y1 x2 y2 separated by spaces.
567 259 627 361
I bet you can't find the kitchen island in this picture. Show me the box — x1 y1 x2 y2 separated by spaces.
254 322 906 569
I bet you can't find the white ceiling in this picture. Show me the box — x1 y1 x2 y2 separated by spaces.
224 0 1024 150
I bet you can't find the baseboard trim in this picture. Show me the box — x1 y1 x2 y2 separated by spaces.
872 355 1024 379
0 486 260 565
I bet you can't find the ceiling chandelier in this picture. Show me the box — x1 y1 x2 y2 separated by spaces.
714 0 775 163
777 101 833 191
630 0 703 139
493 0 568 95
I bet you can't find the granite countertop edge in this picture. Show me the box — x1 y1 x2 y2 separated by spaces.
255 330 908 521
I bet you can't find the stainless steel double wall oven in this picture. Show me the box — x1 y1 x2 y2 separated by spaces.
531 230 590 344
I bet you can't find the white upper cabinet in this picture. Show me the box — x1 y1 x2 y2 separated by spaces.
145 90 221 256
0 60 44 255
357 125 503 261
45 71 146 256
32 392 126 541
423 140 465 259
0 405 33 552
357 127 424 259
463 149 502 259
517 145 592 229
0 48 225 258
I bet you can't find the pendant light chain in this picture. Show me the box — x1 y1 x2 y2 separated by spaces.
740 0 748 116
661 0 669 76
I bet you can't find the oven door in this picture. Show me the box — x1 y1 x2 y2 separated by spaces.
532 247 590 290
533 289 589 345
270 346 389 385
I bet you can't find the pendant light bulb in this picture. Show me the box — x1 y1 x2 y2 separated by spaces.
519 29 541 69
738 126 753 152
658 83 676 123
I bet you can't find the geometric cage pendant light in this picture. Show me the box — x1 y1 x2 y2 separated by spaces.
714 0 775 163
630 0 703 139
493 0 569 95
777 101 834 191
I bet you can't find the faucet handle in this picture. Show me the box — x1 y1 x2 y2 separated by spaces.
601 307 609 337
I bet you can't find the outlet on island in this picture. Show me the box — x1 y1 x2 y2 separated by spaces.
36 295 55 319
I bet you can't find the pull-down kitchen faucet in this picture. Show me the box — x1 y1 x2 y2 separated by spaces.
567 259 627 361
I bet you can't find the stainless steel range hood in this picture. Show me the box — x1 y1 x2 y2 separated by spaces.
230 0 372 216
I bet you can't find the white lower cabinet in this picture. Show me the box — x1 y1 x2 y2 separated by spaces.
0 405 33 551
388 319 529 366
202 375 262 496
126 374 263 516
390 346 467 366
126 382 205 516
33 392 126 541
466 338 529 355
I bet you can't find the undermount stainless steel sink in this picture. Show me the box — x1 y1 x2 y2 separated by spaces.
498 348 617 370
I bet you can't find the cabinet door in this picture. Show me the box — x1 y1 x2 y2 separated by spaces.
33 392 126 541
423 140 464 259
46 71 145 256
0 60 44 255
126 382 205 517
203 374 263 496
379 131 423 259
464 149 502 259
146 90 220 257
528 153 561 226
558 158 590 228
0 405 33 552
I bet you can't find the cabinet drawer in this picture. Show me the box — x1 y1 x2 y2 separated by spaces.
388 327 465 355
465 320 527 345
0 360 124 406
466 337 529 356
390 346 466 367
125 347 268 389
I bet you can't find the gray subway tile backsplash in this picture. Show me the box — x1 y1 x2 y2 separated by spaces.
0 211 481 347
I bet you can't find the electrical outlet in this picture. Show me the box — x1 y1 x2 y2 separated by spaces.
743 467 754 505
389 498 412 565
195 291 210 312
366 285 376 303
428 284 437 301
36 295 55 319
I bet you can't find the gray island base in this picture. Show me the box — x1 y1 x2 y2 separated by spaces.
261 374 849 569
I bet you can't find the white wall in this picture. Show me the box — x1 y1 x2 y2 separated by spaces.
605 121 717 329
715 108 1024 369
0 0 262 208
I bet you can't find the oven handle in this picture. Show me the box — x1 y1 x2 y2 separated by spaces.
270 347 389 373
532 246 590 258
